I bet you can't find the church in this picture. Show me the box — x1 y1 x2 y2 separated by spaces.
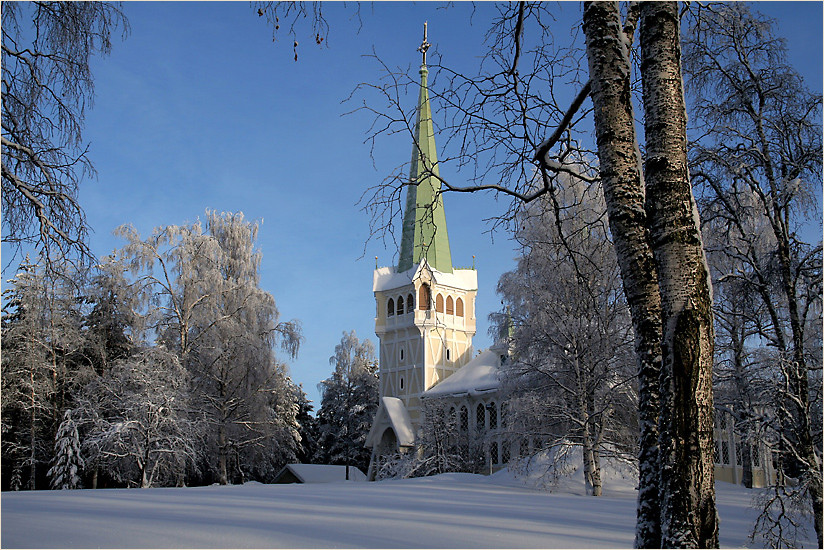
363 26 776 489
364 26 509 481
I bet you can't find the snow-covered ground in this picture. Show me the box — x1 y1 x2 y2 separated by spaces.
1 467 816 548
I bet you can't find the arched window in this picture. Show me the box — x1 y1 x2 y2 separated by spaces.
399 376 405 390
399 347 404 362
476 403 486 432
491 442 499 465
446 348 451 361
436 294 444 313
489 402 498 430
456 297 464 317
387 298 395 317
397 296 404 315
446 296 454 315
459 406 469 432
418 284 431 310
407 293 414 313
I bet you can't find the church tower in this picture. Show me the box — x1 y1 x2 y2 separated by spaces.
366 24 478 476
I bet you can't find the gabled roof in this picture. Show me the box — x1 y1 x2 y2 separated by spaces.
373 259 477 293
365 396 416 449
397 60 453 275
423 348 503 398
273 464 366 484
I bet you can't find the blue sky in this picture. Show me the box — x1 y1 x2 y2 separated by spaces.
5 2 822 410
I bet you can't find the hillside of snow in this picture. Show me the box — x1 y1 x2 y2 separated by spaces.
1 465 816 548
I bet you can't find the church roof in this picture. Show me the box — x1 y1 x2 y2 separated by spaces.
422 348 503 398
397 47 453 274
273 464 366 484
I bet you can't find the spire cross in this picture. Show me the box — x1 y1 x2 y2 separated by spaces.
417 21 431 65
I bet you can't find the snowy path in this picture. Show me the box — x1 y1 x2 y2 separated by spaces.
1 473 816 548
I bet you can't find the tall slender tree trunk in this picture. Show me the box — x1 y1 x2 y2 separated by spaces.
639 3 717 547
29 366 37 491
218 424 228 485
582 2 662 546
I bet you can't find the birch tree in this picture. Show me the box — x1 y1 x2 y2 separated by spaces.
1 2 128 269
684 5 823 545
497 172 637 497
115 211 302 485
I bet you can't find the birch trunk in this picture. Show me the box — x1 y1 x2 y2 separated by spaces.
582 2 662 546
639 3 717 547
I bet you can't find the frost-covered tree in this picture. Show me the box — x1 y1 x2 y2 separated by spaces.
315 331 378 477
48 409 84 490
81 255 140 377
77 347 198 488
1 258 53 490
1 257 89 491
114 211 302 485
1 2 128 268
684 5 823 546
496 172 637 497
412 398 484 478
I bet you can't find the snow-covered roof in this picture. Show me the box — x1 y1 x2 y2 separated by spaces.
274 464 366 483
423 348 502 398
365 396 416 449
373 261 477 293
381 397 416 446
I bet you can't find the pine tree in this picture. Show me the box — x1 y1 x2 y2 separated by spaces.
48 409 84 490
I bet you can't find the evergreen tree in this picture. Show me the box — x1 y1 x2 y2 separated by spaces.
315 331 378 476
48 409 84 490
294 384 319 464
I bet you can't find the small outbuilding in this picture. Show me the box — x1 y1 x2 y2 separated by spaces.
273 464 367 484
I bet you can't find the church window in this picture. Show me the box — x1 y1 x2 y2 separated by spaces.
436 294 444 313
456 297 464 317
399 376 405 390
399 347 404 362
397 296 404 315
752 446 760 467
502 441 510 464
459 406 468 432
720 413 727 430
419 284 431 310
721 441 730 465
735 441 743 466
489 402 498 430
476 403 486 432
491 442 499 465
713 440 720 464
446 296 454 315
500 402 508 428
446 348 451 361
388 298 395 317
407 293 414 313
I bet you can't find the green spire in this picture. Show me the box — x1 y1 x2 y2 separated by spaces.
398 23 453 274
